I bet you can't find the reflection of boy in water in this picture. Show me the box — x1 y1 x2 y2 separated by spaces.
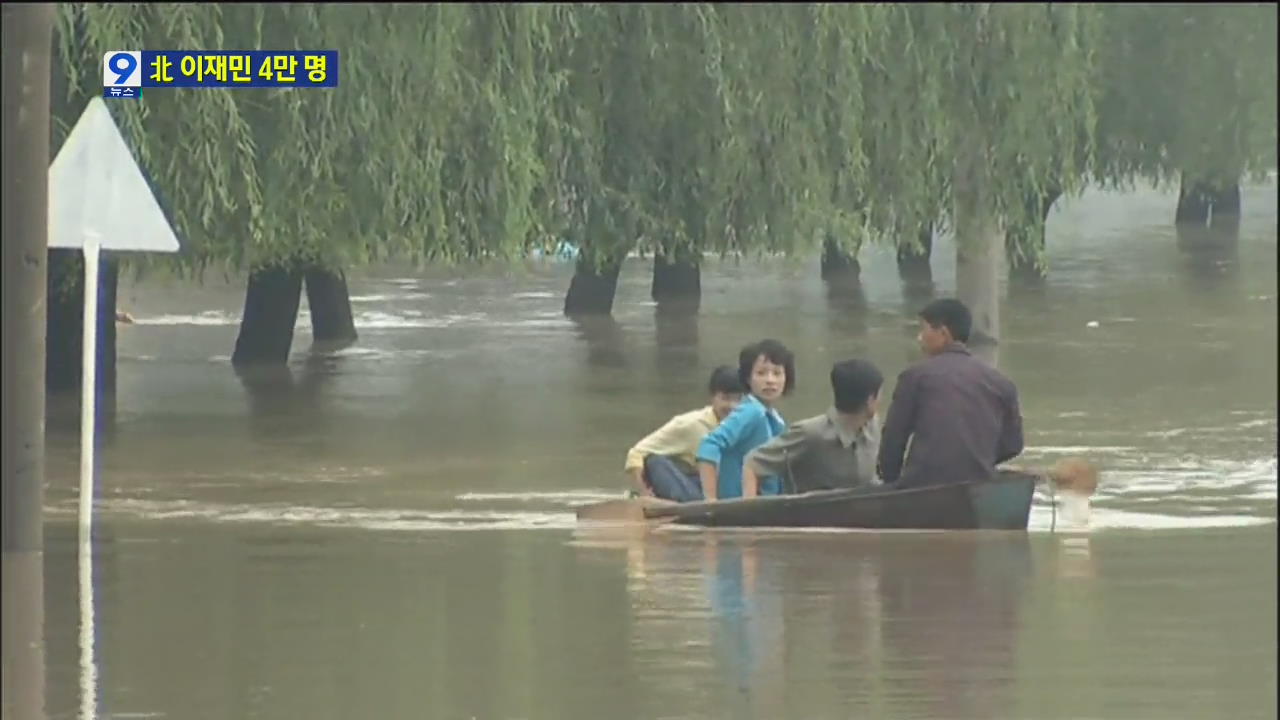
705 537 784 717
877 535 1031 719
623 366 744 501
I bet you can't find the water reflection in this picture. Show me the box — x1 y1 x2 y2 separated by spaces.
653 305 700 380
1055 535 1096 580
702 536 785 719
45 390 118 448
234 352 340 446
595 530 1033 718
899 271 936 316
569 315 629 370
78 539 98 720
824 273 870 339
1008 268 1052 304
878 534 1030 719
1176 223 1241 293
2 551 47 720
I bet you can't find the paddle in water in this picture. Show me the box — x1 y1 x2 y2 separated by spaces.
575 495 681 523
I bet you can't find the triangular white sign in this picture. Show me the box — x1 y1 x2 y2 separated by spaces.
48 97 180 253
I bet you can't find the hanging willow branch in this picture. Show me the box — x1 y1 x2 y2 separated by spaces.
1093 4 1277 192
57 3 1267 282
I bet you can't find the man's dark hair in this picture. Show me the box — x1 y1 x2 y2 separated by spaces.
738 339 797 395
919 298 972 343
830 359 884 414
707 365 746 395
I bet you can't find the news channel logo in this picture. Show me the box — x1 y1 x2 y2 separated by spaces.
103 51 142 99
102 50 338 97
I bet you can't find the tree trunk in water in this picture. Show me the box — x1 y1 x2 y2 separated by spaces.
897 224 934 287
1175 174 1213 226
1007 187 1062 283
651 252 700 309
821 235 860 281
953 153 1003 368
3 9 53 717
564 255 624 316
1176 174 1242 229
232 264 304 366
304 266 357 348
825 273 869 339
1210 182 1241 229
46 249 120 396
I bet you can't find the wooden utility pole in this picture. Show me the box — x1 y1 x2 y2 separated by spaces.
3 0 54 552
3 3 55 719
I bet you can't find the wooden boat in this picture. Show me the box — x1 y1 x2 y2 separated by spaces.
578 470 1039 531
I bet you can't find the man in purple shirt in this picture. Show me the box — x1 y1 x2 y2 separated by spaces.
878 298 1024 488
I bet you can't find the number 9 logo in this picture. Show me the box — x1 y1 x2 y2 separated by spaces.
102 51 141 87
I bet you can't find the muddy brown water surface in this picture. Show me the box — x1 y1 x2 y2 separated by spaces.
31 181 1278 719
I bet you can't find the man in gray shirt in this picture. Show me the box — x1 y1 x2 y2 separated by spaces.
742 359 884 496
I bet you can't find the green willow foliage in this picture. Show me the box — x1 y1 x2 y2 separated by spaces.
1093 3 1278 191
52 3 1272 281
867 4 1101 249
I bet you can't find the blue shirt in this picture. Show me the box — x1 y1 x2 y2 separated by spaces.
696 394 786 498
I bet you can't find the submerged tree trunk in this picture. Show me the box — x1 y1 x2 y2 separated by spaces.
651 250 700 308
1176 174 1241 228
304 265 357 348
825 271 869 339
897 223 935 310
46 249 119 396
1209 182 1241 228
1175 175 1212 226
232 264 304 366
1006 187 1062 282
821 235 860 281
953 152 1003 368
564 254 624 316
897 224 934 287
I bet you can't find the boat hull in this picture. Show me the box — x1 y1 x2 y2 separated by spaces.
661 470 1037 530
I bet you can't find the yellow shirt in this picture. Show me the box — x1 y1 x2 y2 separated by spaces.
624 406 721 472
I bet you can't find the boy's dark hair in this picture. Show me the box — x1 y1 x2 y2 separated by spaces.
830 359 884 414
919 298 972 343
707 365 747 395
738 339 797 395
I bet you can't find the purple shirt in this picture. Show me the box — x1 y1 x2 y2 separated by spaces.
877 343 1024 487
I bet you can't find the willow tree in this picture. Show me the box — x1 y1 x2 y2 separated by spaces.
1093 4 1277 228
752 4 884 288
995 4 1275 280
53 4 354 375
549 4 759 315
552 4 885 315
552 4 735 315
53 4 573 371
715 5 886 262
853 4 1100 356
641 5 744 308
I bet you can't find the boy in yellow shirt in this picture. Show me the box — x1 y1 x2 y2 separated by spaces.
624 366 745 501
